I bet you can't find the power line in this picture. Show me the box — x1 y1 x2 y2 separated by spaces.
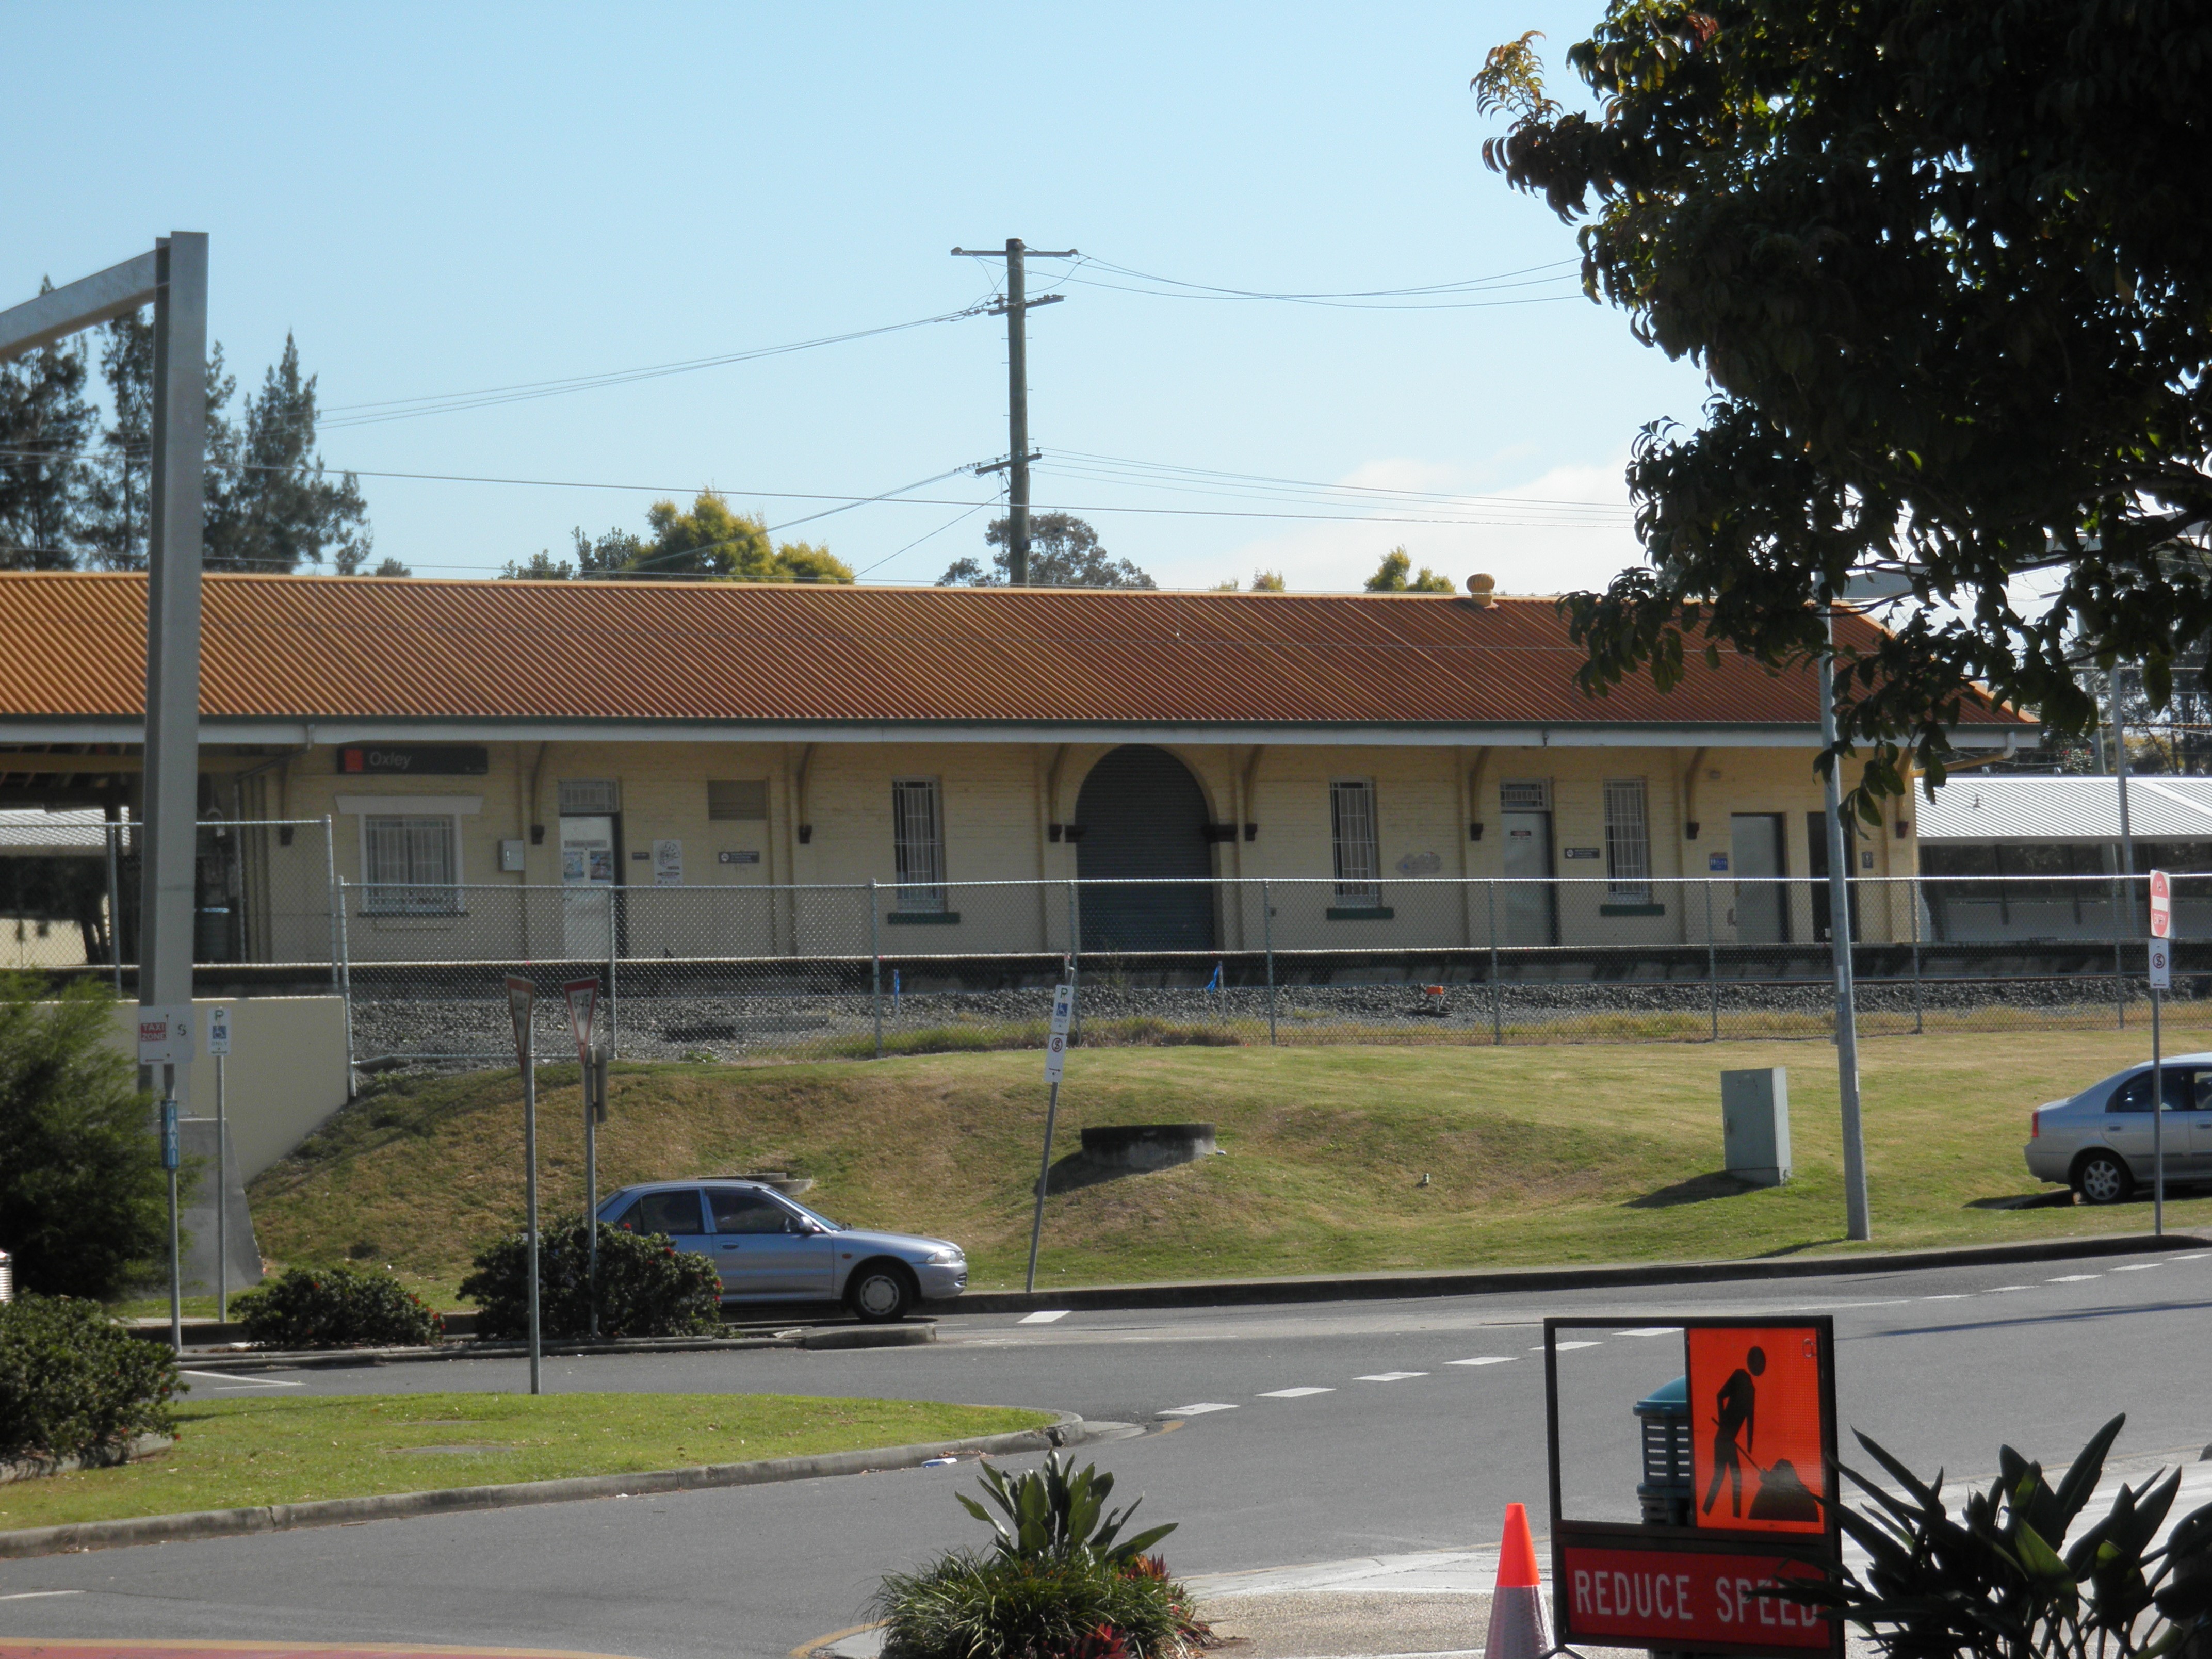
314 303 998 430
1036 254 1587 311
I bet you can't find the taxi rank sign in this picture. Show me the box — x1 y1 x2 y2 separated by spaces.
1543 1314 1842 1659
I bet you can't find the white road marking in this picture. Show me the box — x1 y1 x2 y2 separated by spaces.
1450 1357 1517 1366
1355 1371 1429 1382
1018 1310 1070 1324
182 1370 302 1388
0 1592 84 1601
1922 1294 1969 1300
1615 1327 1677 1336
2048 1274 2103 1282
2174 1252 2209 1261
1549 1341 1603 1352
1259 1387 1335 1398
1988 1285 2035 1292
1161 1403 1239 1416
2110 1263 2160 1272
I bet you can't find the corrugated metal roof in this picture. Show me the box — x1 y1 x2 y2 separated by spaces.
0 571 2033 732
1920 775 2212 842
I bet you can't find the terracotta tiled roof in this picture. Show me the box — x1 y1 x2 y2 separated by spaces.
0 571 2030 732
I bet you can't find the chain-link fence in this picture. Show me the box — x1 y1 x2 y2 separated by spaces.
0 815 335 980
335 872 2212 1068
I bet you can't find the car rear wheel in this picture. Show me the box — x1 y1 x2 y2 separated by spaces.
2074 1151 2134 1206
846 1261 916 1323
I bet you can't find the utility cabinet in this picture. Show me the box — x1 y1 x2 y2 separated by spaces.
1720 1067 1791 1186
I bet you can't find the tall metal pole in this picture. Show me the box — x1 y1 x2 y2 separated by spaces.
524 1045 541 1394
2151 978 2165 1235
1821 611 1872 1241
586 1046 604 1338
1263 878 1277 1046
2111 665 2141 953
1003 238 1031 587
869 877 883 1059
141 233 208 1058
215 1050 227 1323
105 819 123 993
162 1063 181 1352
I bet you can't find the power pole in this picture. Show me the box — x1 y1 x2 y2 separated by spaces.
951 238 1076 584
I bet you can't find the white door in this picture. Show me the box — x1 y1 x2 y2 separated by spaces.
1500 809 1556 945
561 814 616 959
1730 814 1788 944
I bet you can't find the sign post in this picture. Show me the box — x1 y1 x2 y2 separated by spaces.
138 1006 193 1352
207 1004 232 1322
506 975 542 1394
1545 1315 1841 1659
1024 976 1078 1293
563 978 602 1339
2149 869 2172 1235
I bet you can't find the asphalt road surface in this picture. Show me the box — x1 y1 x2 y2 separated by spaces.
4 1247 2208 1659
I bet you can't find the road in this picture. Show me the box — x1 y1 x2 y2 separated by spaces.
3 1247 2207 1659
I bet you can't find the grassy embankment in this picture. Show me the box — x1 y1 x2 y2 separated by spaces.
0 1393 1051 1533
245 1030 2212 1307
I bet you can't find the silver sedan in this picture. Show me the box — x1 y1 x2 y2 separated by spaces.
596 1180 967 1321
2022 1054 2212 1205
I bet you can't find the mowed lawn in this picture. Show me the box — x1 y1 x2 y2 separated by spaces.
0 1393 1051 1533
248 1031 2212 1303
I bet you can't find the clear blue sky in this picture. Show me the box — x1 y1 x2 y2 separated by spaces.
5 3 1710 595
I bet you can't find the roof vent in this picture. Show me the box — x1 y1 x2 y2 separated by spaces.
1467 573 1498 608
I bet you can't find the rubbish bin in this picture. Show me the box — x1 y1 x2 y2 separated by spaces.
1635 1373 1693 1526
194 905 232 962
0 1249 13 1302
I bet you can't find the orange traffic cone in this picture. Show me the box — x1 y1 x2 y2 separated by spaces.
1485 1503 1550 1659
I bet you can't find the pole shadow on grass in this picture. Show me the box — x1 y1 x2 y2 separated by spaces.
1624 1171 1762 1209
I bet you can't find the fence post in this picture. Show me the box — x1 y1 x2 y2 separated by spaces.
1488 881 1502 1045
1066 882 1083 1045
325 816 355 1092
607 883 620 1061
869 878 883 1059
1262 878 1277 1046
105 819 123 993
1705 881 1719 1041
1910 875 1924 1035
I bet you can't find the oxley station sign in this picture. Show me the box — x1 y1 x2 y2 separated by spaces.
337 744 489 776
1544 1315 1842 1658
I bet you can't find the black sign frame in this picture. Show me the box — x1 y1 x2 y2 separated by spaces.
1542 1313 1843 1659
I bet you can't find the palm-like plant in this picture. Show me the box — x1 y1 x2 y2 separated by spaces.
956 1452 1178 1567
1798 1414 2212 1659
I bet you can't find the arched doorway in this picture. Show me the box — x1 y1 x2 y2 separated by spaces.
1074 745 1217 951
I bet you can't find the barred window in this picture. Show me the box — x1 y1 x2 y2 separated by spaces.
363 816 459 913
1603 778 1651 900
891 779 945 912
1330 780 1381 905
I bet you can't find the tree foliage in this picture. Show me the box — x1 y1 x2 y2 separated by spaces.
501 494 852 583
7 308 372 575
1474 0 2212 814
939 514 1156 589
1364 547 1454 593
0 977 172 1300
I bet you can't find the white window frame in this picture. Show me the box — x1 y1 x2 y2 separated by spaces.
891 778 946 913
1603 777 1652 901
1330 779 1381 906
338 794 478 915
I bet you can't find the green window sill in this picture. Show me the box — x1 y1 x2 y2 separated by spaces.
886 910 962 925
1599 902 1666 917
1325 906 1396 920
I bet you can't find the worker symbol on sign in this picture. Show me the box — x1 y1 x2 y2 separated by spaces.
1687 1325 1827 1534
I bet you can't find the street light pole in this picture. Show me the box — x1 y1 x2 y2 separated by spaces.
1821 607 1872 1241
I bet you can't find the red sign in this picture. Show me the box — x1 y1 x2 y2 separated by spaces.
1561 1543 1830 1650
1686 1325 1829 1536
2151 869 2171 939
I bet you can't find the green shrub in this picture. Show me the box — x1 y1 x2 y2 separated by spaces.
1797 1413 2212 1659
0 975 174 1299
875 1453 1204 1659
0 1294 179 1460
458 1214 721 1340
231 1265 444 1348
875 1552 1196 1659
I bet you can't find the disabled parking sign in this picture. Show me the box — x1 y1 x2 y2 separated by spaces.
1043 982 1075 1083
